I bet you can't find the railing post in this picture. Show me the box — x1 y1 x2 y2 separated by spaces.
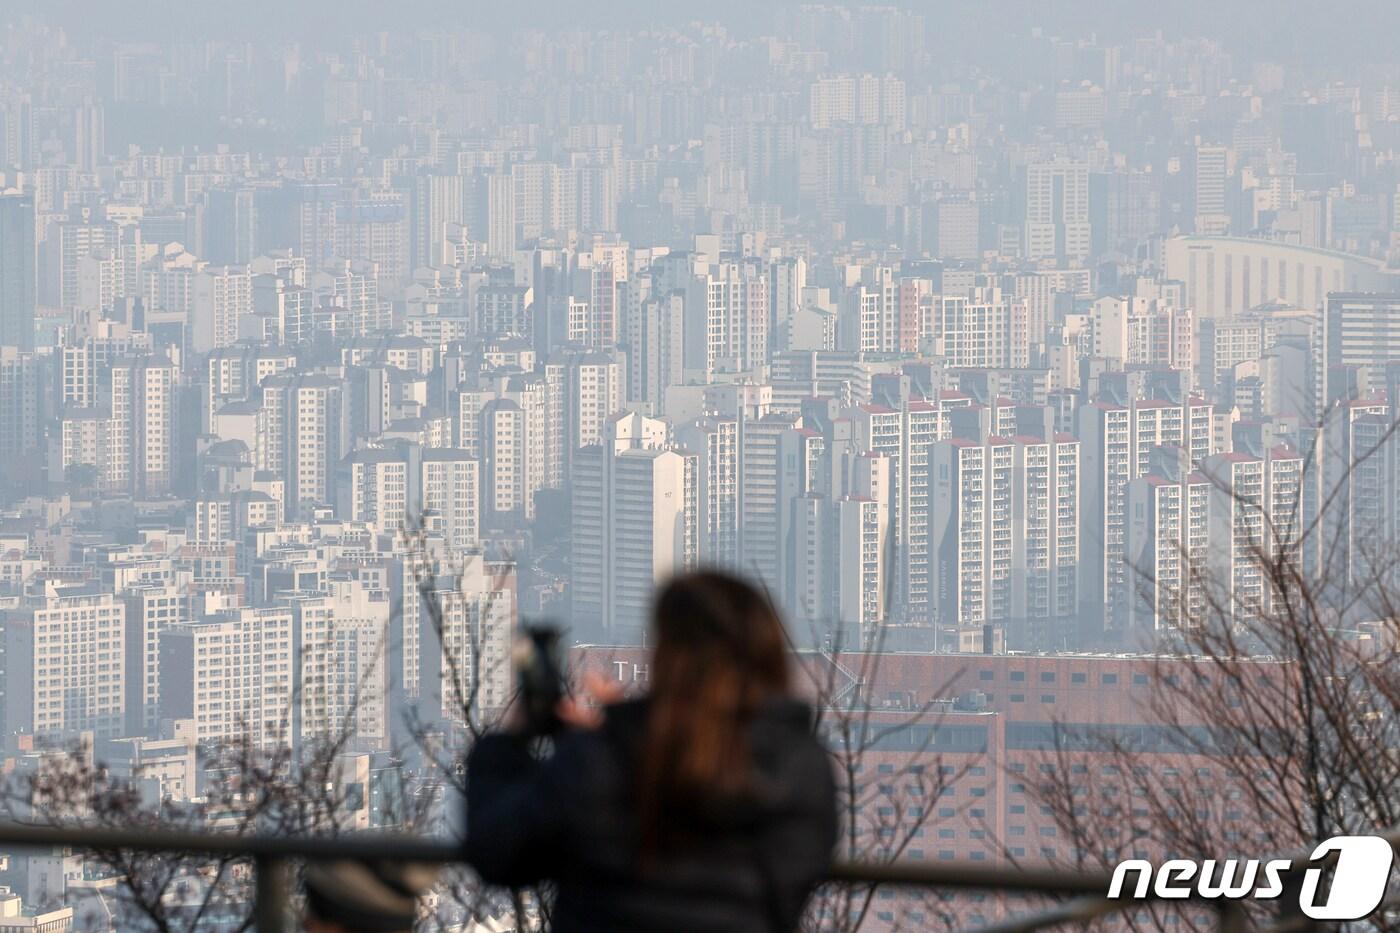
254 855 288 933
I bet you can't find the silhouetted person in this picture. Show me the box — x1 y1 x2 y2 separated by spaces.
466 571 838 932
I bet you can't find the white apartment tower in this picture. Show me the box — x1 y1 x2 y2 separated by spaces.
571 413 697 640
626 290 684 415
739 408 802 597
932 438 1014 635
193 265 253 353
2 587 127 743
1025 161 1091 263
486 173 515 262
1125 472 1212 632
481 398 531 520
1194 145 1231 235
160 607 295 748
108 353 175 497
1008 434 1080 635
121 584 182 735
677 416 741 570
339 448 410 536
277 374 350 519
566 351 625 459
835 452 892 641
1203 453 1269 625
0 348 42 461
427 562 517 723
1079 402 1133 631
288 581 391 746
934 287 1029 370
420 448 480 551
847 390 939 626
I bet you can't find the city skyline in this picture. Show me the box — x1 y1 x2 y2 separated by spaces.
3 4 1400 929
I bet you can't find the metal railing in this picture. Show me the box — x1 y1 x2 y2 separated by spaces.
0 820 1391 932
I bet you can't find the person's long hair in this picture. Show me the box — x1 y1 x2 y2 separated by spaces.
637 571 791 855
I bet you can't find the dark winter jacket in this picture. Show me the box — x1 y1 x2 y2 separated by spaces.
465 696 838 932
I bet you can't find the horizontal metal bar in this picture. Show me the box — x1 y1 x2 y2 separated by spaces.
0 822 463 863
0 820 1114 894
825 859 1112 895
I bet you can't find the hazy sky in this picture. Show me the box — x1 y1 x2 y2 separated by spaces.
13 0 1400 68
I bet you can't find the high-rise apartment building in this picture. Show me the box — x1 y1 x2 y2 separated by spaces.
835 453 892 640
108 353 176 497
739 407 802 598
410 173 465 271
563 350 625 469
847 381 940 628
571 413 696 640
2 586 128 743
312 260 391 337
776 424 829 626
838 264 902 354
565 256 620 350
1025 161 1091 263
1078 402 1133 632
486 173 515 262
0 347 43 462
120 584 182 735
204 186 257 266
625 289 685 415
677 416 740 570
288 580 391 746
1325 293 1400 404
43 208 118 309
1007 433 1080 640
160 606 294 748
933 197 980 262
1091 295 1194 374
700 259 770 373
932 438 1013 638
480 398 530 520
1203 452 1269 625
1320 399 1391 597
252 269 312 344
0 191 36 351
934 287 1029 369
420 448 480 551
1193 145 1230 235
193 265 254 352
1125 471 1212 632
339 447 411 535
266 373 350 518
1128 398 1214 478
415 560 517 725
1197 317 1263 397
205 344 297 427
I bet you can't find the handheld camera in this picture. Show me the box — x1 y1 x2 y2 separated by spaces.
512 624 568 737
